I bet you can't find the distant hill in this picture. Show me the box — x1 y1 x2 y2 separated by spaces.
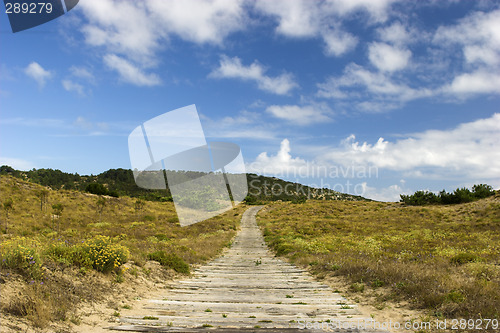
0 165 368 203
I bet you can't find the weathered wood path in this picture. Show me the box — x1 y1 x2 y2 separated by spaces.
108 206 386 332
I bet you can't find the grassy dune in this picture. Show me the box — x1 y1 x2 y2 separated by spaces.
0 175 245 327
257 196 500 320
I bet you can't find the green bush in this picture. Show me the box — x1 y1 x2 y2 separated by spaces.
73 235 129 273
0 237 43 279
85 183 109 196
453 187 474 203
400 191 439 205
450 253 478 265
148 251 189 274
44 241 73 265
243 194 262 205
472 184 494 199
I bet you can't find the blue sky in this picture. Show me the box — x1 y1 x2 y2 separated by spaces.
1 0 499 201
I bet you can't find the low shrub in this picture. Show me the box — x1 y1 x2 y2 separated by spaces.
0 237 43 279
73 235 129 273
44 241 73 265
148 250 190 274
450 253 478 265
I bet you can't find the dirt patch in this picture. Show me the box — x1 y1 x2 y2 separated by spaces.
1 261 181 333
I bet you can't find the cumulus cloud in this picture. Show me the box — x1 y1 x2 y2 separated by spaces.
434 9 500 95
79 0 246 62
78 0 247 84
266 104 332 125
317 63 432 105
209 56 298 95
376 21 414 46
358 181 411 202
24 62 52 87
79 0 246 55
246 139 309 176
325 0 397 23
368 42 412 72
247 115 499 200
434 9 500 66
322 29 359 57
62 79 85 96
80 0 159 64
253 0 319 38
446 70 500 95
103 54 161 86
254 0 398 57
320 113 500 179
147 0 246 44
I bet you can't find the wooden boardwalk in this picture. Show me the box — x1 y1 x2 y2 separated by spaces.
107 206 386 332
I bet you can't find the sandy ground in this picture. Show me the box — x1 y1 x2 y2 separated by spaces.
1 261 179 333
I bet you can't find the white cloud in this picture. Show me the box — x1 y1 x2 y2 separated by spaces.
78 0 247 86
433 9 500 96
368 42 412 72
147 0 246 45
215 110 260 126
24 62 52 87
266 105 332 125
247 115 500 200
433 9 500 67
209 56 298 95
376 21 413 46
246 139 309 175
79 0 246 64
79 0 162 64
325 0 397 23
446 70 500 95
254 0 398 57
358 181 410 202
322 29 358 57
202 110 276 140
103 54 161 86
253 0 319 38
62 80 85 96
318 63 431 104
0 157 35 170
320 113 500 180
69 66 95 82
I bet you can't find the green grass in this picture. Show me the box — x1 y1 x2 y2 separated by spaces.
257 196 500 319
142 316 158 320
148 251 190 274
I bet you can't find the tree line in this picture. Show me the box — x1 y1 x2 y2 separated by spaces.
400 184 495 205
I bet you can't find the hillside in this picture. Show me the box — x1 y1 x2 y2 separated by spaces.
0 174 246 331
0 165 367 202
257 195 500 321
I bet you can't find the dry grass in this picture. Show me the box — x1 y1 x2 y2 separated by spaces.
257 195 500 322
0 175 246 328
